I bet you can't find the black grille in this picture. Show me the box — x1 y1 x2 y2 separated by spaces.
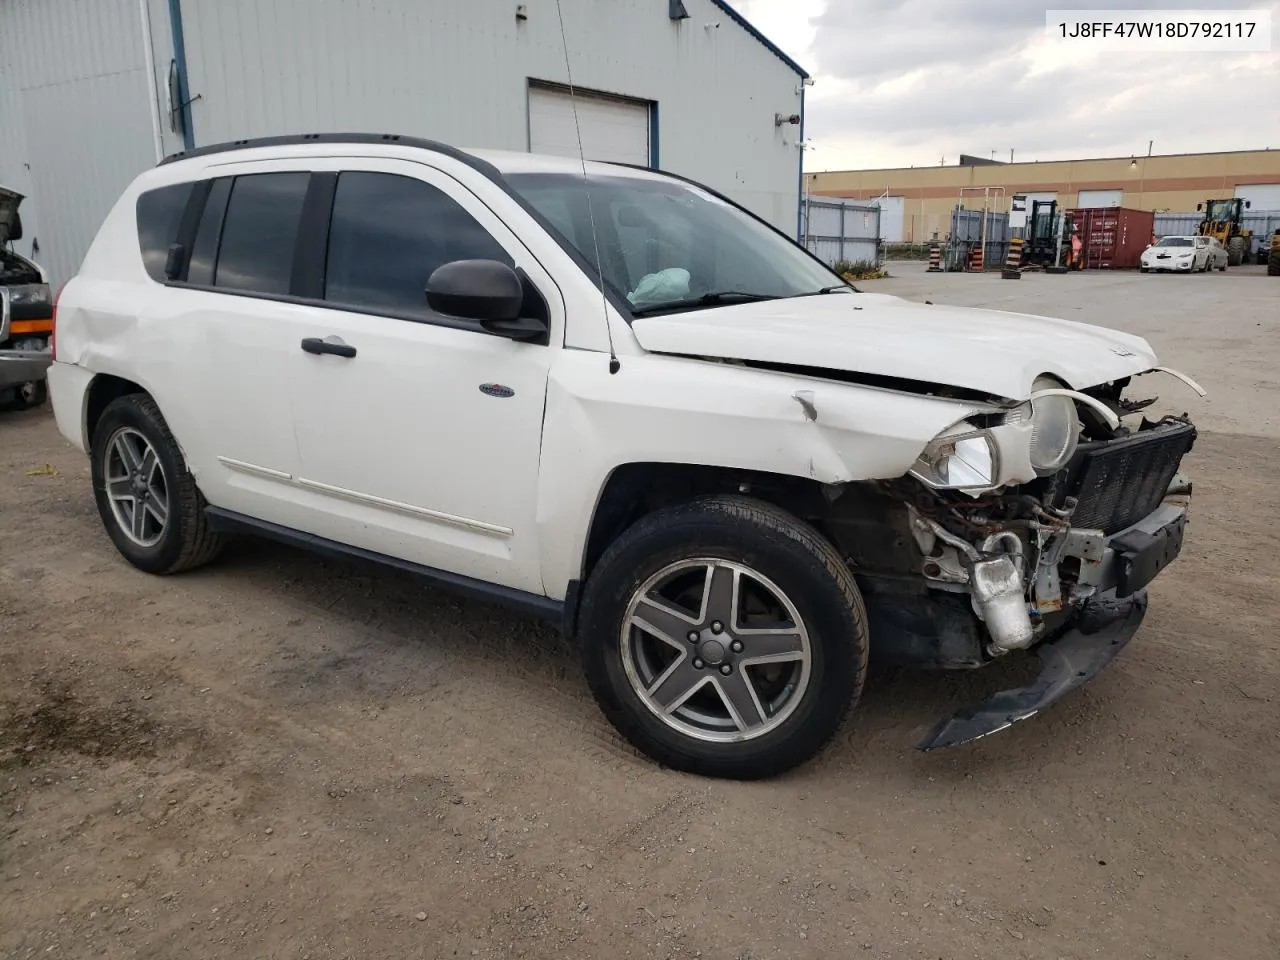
1054 419 1196 534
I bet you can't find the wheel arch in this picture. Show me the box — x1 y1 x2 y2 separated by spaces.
84 373 149 453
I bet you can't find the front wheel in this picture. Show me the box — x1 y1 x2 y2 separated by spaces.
579 495 868 779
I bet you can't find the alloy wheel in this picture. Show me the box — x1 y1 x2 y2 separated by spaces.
103 427 170 547
620 558 812 743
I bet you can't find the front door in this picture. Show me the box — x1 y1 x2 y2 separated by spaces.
286 161 562 594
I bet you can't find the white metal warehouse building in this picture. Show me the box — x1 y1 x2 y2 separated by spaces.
0 0 809 286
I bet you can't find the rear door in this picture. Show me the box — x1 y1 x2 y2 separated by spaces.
145 166 315 526
284 159 563 593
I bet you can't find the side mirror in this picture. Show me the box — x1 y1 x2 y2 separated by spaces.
425 259 547 342
1245 200 1251 209
1196 203 1203 211
9 211 21 242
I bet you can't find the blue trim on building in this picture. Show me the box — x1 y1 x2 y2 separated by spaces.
649 101 660 168
796 85 805 240
167 0 195 150
708 0 809 79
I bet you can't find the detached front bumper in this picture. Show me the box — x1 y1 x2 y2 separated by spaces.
0 348 51 389
917 500 1187 750
919 591 1146 750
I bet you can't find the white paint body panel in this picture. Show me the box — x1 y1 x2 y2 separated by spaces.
50 143 1180 605
528 86 650 166
631 292 1158 400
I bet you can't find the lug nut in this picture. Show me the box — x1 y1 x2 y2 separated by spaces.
687 630 699 643
730 641 743 653
719 664 732 676
692 658 704 670
711 621 723 634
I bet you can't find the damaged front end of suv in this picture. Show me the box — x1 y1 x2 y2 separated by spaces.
820 369 1203 750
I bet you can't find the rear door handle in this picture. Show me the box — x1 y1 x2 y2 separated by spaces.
301 336 356 358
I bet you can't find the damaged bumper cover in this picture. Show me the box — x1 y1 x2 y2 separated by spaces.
918 591 1146 750
915 498 1188 750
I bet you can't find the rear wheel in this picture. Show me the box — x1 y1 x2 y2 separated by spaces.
579 495 868 779
1269 248 1280 276
1227 236 1246 267
90 393 224 574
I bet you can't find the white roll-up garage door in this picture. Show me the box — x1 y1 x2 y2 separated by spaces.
1077 189 1123 207
528 84 651 166
1234 183 1280 211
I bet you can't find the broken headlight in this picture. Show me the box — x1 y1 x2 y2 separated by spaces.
1028 376 1080 475
910 421 999 491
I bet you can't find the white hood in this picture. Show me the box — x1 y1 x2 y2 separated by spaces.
629 292 1159 401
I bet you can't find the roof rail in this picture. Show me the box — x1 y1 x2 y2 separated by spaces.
158 132 482 168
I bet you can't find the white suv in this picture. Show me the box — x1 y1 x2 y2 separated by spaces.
48 134 1204 778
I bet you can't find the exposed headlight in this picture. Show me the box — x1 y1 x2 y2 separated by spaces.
1028 376 1080 475
910 421 1000 490
6 283 51 306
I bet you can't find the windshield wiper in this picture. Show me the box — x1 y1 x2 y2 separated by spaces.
794 283 856 296
630 291 780 317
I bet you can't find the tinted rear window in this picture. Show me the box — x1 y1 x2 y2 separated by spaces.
213 172 310 295
136 182 194 282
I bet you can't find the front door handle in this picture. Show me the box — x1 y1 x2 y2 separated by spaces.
301 336 356 359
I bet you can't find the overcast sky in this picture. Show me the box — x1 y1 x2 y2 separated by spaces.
734 0 1280 171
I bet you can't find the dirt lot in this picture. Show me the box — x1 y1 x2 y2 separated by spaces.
3 267 1279 960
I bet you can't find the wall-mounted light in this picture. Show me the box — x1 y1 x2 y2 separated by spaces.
1129 157 1138 169
775 113 801 126
515 4 527 21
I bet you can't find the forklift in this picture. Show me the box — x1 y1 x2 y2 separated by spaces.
1021 200 1080 270
1196 198 1253 266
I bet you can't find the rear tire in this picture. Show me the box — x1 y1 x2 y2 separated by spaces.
7 379 47 410
90 393 224 575
579 495 868 779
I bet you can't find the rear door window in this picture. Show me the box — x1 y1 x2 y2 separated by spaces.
323 171 513 318
136 182 195 282
213 172 310 295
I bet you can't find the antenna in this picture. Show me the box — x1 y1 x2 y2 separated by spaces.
553 0 620 375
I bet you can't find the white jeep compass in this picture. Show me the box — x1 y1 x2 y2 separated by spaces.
48 134 1204 778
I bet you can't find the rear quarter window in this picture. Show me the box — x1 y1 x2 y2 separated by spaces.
136 182 195 282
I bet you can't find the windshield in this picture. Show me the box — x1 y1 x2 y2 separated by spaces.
1156 237 1194 247
505 172 845 316
1205 200 1237 221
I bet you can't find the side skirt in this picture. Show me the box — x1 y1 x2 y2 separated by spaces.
204 506 567 629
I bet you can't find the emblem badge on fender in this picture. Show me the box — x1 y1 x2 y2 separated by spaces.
479 383 515 398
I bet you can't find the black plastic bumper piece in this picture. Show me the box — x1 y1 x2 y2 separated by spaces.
1111 510 1187 597
916 591 1148 751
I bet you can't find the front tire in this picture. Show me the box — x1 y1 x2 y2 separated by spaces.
90 393 224 574
579 495 868 779
1227 236 1245 266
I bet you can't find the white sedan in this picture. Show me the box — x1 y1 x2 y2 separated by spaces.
1141 235 1227 273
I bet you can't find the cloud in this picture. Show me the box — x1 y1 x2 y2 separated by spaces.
734 0 1280 169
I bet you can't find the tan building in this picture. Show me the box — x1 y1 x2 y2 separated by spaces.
805 149 1280 242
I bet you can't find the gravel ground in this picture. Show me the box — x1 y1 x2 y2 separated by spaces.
2 264 1278 960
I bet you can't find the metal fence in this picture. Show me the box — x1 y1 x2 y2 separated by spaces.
946 207 1011 270
802 197 881 267
1154 210 1280 258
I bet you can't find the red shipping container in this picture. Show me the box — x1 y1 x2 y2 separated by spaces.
1067 206 1156 269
